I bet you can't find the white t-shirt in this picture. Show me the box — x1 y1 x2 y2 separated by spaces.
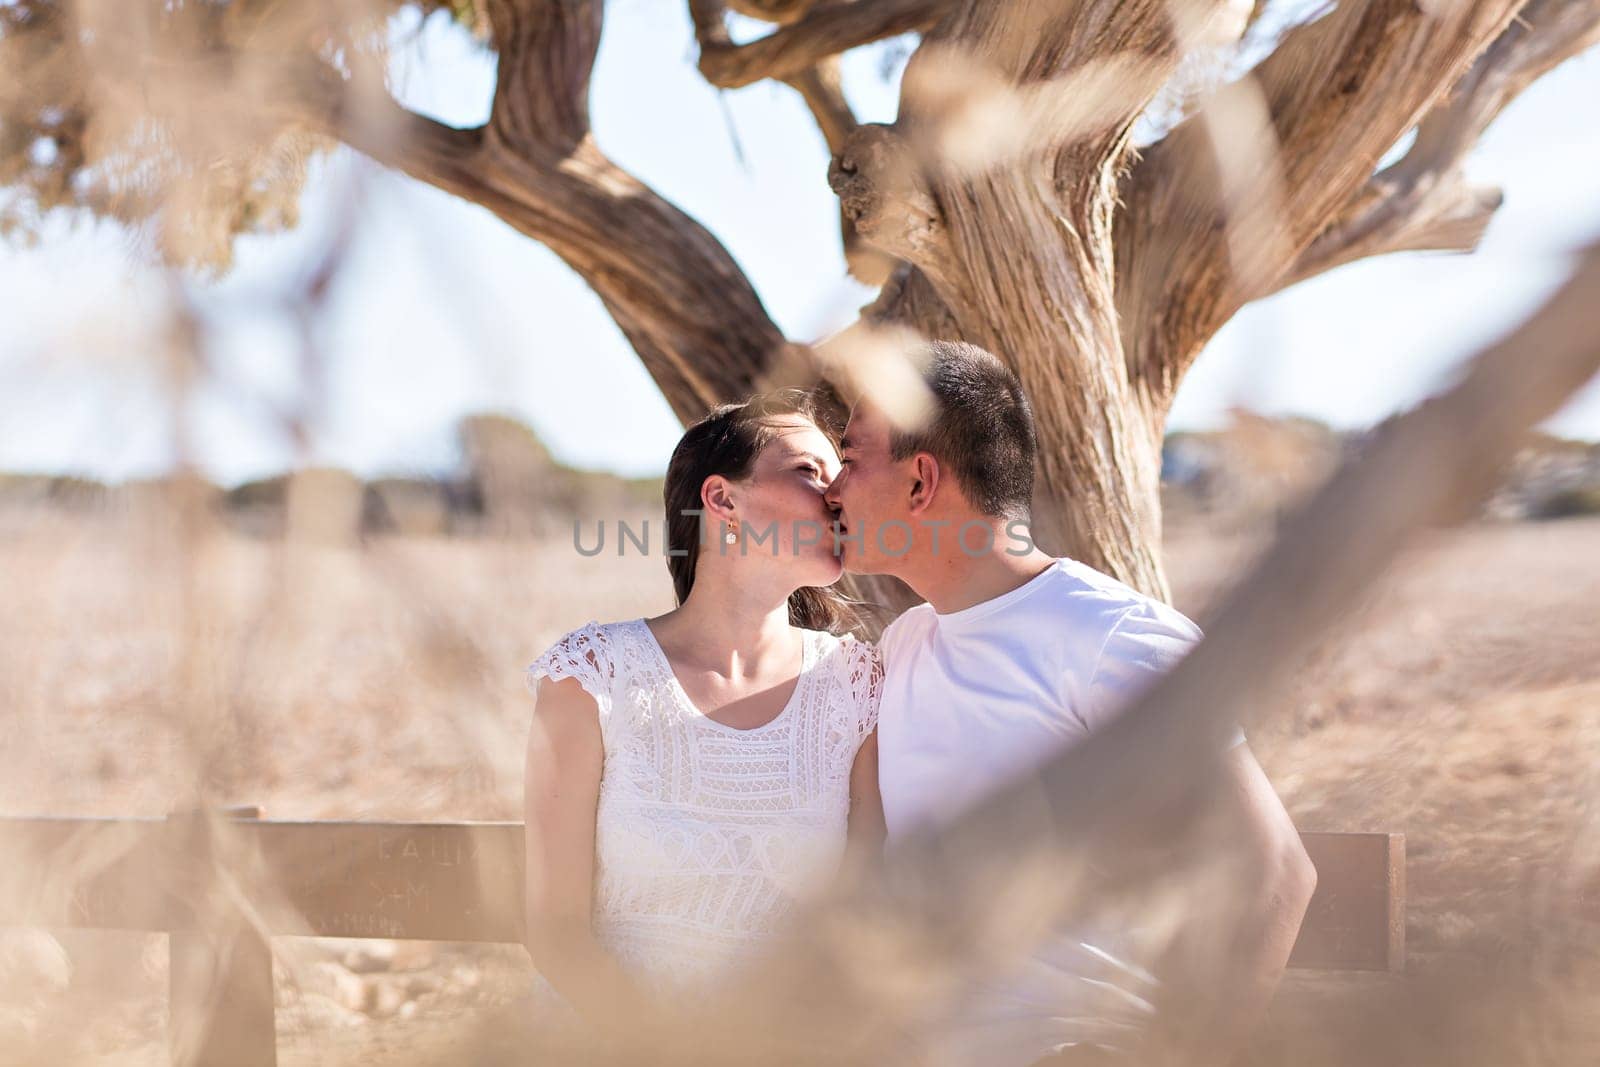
876 557 1245 1066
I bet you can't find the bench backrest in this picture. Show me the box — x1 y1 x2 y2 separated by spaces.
0 814 1404 1065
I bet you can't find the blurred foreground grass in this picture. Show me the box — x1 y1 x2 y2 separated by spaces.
1 509 1597 1063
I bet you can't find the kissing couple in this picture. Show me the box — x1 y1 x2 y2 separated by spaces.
524 340 1317 1066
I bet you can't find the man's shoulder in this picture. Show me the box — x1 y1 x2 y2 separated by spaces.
1031 558 1180 625
879 601 936 641
1029 563 1204 733
1011 559 1204 673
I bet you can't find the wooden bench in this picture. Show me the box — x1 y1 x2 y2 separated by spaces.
0 809 1404 1066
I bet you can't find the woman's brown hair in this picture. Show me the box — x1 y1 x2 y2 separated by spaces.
663 388 862 635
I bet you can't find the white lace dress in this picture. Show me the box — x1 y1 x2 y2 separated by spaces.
524 617 883 991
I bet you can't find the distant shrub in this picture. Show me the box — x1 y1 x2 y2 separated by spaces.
48 475 109 507
225 475 290 511
1531 487 1600 520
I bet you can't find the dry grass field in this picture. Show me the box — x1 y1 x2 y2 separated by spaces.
1 505 1597 1064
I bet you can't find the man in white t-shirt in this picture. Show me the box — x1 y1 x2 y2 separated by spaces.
822 340 1317 1067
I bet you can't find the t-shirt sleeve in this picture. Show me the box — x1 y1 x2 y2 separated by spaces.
1081 604 1247 750
525 621 616 733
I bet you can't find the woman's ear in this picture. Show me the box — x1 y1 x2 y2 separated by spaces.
907 453 940 515
701 475 737 525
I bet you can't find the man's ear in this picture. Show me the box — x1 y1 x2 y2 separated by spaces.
907 453 940 515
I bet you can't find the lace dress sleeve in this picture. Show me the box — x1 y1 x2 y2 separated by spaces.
525 621 617 733
840 635 884 741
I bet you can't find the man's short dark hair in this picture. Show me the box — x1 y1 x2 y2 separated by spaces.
889 340 1036 519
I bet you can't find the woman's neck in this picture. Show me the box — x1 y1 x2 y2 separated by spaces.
649 566 799 678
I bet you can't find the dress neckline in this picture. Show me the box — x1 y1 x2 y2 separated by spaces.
634 618 814 736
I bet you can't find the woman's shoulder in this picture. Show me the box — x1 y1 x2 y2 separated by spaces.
537 617 645 652
803 628 883 708
804 626 879 660
526 618 642 697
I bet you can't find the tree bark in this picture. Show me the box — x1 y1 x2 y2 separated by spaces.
831 0 1234 599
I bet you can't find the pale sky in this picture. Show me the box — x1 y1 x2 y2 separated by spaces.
1 4 1598 487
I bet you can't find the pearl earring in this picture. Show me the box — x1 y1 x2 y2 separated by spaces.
724 522 738 545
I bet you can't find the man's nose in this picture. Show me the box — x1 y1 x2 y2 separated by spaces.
822 474 842 507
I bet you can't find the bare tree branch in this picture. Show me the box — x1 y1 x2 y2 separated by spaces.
782 58 902 285
289 0 796 424
782 57 857 154
697 0 945 89
1115 0 1536 410
1279 0 1600 289
724 0 818 22
1278 176 1504 290
284 66 490 204
483 0 601 154
1402 0 1600 180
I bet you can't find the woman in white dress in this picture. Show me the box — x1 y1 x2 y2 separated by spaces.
522 388 884 1033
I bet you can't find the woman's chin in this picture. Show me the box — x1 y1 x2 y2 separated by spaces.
802 557 845 587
